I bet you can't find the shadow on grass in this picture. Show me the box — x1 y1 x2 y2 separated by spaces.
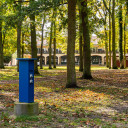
0 92 15 105
14 106 118 128
90 77 128 88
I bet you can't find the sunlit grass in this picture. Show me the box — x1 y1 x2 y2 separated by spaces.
0 68 18 81
39 65 108 71
0 66 127 127
36 86 110 113
91 66 108 70
34 82 127 127
0 65 108 81
5 66 17 69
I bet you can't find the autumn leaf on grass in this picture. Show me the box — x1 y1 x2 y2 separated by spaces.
72 113 79 117
65 98 70 101
1 112 9 122
86 120 91 125
6 103 14 107
51 83 56 89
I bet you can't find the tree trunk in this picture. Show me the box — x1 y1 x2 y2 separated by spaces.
53 20 56 68
30 0 39 74
66 0 77 88
40 24 44 69
21 32 24 58
17 1 22 72
112 0 117 69
40 15 45 69
53 10 57 69
81 0 92 79
124 16 126 68
119 5 123 69
49 21 53 69
17 21 21 72
127 0 128 14
79 9 83 72
109 0 111 69
124 1 128 68
104 16 109 67
0 19 4 69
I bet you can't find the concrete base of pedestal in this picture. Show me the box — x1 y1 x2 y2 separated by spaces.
14 102 39 116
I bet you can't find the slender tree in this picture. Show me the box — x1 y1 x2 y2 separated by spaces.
79 9 83 72
30 0 39 74
21 32 24 58
53 11 57 68
0 17 4 69
66 0 78 88
0 1 4 69
124 17 126 68
16 0 22 72
103 0 117 69
17 22 21 71
119 4 124 69
81 0 92 79
109 0 112 69
49 21 53 69
104 12 109 67
112 0 117 69
127 0 128 15
40 14 46 69
123 2 128 68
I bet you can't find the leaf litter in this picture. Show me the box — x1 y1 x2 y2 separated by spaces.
0 68 128 127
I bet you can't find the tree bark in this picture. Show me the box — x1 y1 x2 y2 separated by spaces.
17 20 21 72
30 0 39 74
21 32 24 58
53 10 57 69
40 15 45 69
109 0 112 69
119 4 124 69
104 15 109 67
112 0 117 69
79 9 83 72
53 20 56 68
127 0 128 14
17 1 22 72
49 21 53 69
124 16 126 68
66 0 77 88
81 0 92 79
0 19 4 69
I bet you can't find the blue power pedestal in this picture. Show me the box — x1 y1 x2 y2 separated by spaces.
17 58 37 103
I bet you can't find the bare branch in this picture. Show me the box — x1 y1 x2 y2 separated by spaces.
102 0 111 16
95 6 104 19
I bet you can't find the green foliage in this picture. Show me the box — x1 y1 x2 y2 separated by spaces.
0 112 10 126
3 56 11 63
0 0 127 69
15 115 39 122
3 28 17 56
0 112 9 121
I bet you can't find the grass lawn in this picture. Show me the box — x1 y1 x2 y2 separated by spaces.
42 65 108 70
0 66 128 128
